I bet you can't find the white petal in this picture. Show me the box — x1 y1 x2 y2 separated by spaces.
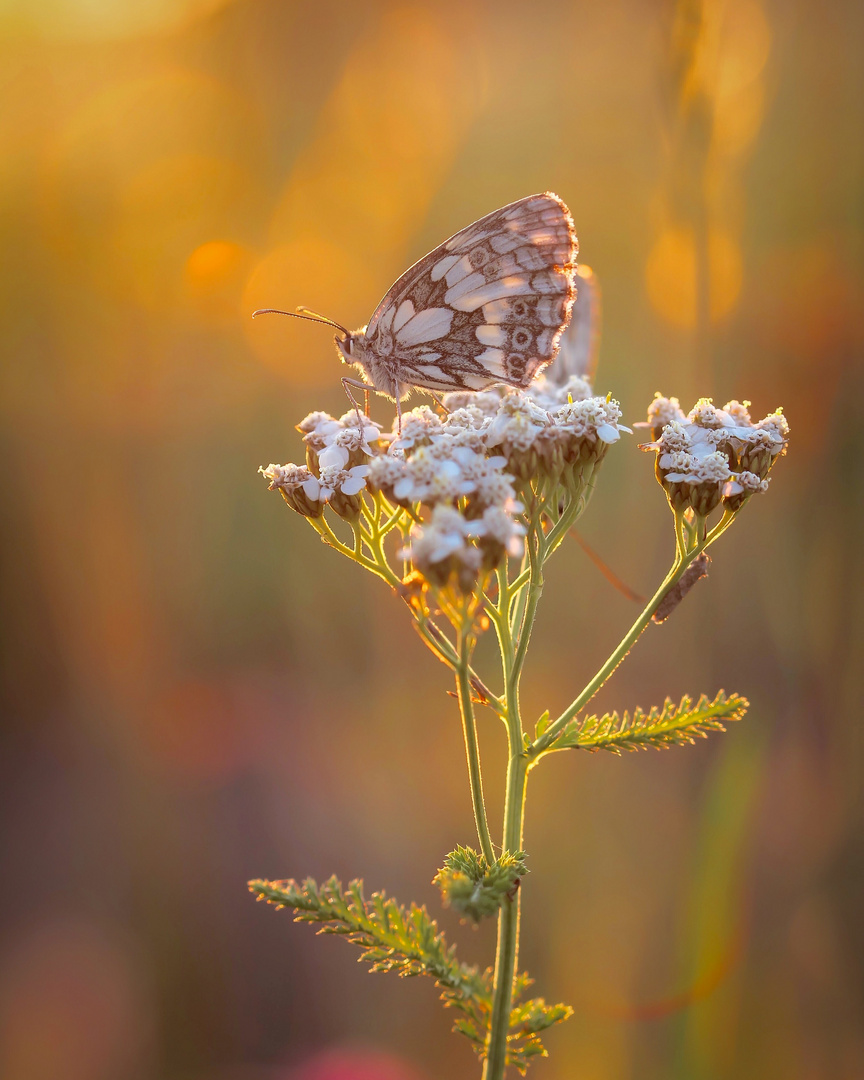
596 423 620 443
318 444 350 468
341 477 366 496
302 478 321 500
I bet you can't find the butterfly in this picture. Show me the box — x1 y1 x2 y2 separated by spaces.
551 264 601 386
253 192 578 429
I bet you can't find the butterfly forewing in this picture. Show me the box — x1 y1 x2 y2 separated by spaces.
361 193 578 394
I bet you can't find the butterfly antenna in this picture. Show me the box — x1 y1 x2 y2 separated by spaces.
251 307 350 337
295 305 351 335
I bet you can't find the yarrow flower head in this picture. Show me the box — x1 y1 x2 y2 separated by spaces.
259 463 324 518
527 372 594 409
400 504 483 592
645 393 687 436
390 405 444 451
299 410 384 473
315 463 371 520
482 388 631 483
641 395 788 518
263 385 630 597
259 461 370 520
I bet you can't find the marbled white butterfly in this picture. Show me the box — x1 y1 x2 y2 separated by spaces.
553 264 601 386
254 192 578 428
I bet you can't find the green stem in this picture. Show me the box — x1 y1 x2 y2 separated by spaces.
457 632 495 865
410 613 503 714
495 566 516 690
311 516 399 586
483 749 528 1080
510 535 544 705
543 462 596 557
506 542 533 637
706 507 737 545
532 543 710 755
673 508 687 563
483 562 531 1080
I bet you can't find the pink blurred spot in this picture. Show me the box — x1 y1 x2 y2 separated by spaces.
0 917 155 1080
287 1048 426 1080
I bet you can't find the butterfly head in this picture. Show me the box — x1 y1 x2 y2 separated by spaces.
335 331 358 365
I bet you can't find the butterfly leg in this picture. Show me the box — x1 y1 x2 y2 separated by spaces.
341 376 369 429
394 386 403 436
426 391 450 416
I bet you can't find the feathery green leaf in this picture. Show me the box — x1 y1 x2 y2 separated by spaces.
249 874 570 1071
543 691 748 754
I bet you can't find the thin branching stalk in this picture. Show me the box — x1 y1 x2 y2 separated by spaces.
257 386 784 1076
457 623 496 865
484 727 529 1079
532 542 714 756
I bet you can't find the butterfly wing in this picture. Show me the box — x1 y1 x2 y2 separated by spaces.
362 193 578 393
551 264 602 386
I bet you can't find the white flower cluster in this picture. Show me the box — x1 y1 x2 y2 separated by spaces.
261 383 630 590
261 410 385 520
398 502 526 590
298 409 384 471
441 385 631 482
641 395 789 514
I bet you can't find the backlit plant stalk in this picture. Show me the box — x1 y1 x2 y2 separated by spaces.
251 374 788 1078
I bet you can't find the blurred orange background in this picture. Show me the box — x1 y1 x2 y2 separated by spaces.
1 1 862 1078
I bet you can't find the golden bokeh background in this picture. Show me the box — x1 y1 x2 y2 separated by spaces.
1 1 862 1078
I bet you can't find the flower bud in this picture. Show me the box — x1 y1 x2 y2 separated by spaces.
259 464 325 518
315 464 370 520
399 505 484 595
641 395 788 519
722 470 769 512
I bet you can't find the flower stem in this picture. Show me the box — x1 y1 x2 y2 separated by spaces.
483 749 528 1080
483 562 531 1080
511 536 544 690
457 629 496 865
531 543 711 755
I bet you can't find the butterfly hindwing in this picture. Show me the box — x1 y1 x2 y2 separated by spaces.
554 264 601 385
361 193 577 393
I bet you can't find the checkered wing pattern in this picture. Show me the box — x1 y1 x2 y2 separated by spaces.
359 193 578 393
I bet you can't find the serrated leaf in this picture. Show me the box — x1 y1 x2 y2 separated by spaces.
546 691 749 754
249 873 570 1071
505 997 574 1073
